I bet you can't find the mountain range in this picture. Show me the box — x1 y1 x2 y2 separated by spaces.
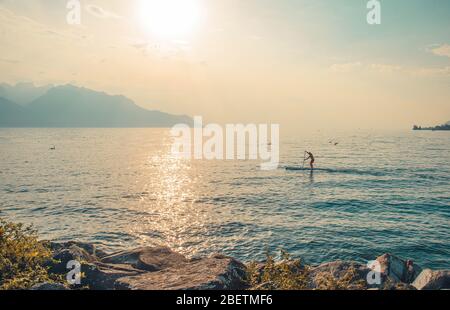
0 82 52 106
0 84 192 128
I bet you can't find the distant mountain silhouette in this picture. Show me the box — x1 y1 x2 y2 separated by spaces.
0 84 193 128
0 82 52 106
0 97 26 126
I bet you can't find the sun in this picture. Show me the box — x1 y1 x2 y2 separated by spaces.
138 0 204 39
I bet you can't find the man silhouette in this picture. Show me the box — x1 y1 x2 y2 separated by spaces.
305 151 315 170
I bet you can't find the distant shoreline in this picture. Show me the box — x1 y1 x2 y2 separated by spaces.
413 124 450 131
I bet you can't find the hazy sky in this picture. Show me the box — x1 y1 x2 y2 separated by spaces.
0 0 449 131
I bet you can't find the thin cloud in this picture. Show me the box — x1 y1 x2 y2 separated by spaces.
131 41 148 50
330 62 400 74
368 64 402 73
85 5 123 20
330 62 362 73
330 61 450 78
0 58 20 64
411 66 450 77
429 44 450 58
0 6 84 40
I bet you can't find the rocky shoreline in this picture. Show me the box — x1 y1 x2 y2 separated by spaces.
32 241 450 290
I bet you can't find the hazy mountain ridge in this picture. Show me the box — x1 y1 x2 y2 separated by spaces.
0 97 26 126
0 84 193 128
0 82 52 106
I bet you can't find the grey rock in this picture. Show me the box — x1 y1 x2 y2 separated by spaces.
309 260 370 289
101 246 188 271
47 241 442 291
49 244 97 274
51 241 108 258
48 242 143 289
115 253 248 290
376 253 422 283
80 262 143 290
412 269 450 290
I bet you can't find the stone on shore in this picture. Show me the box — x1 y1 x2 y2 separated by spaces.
115 253 248 290
48 244 247 290
376 253 422 283
49 242 144 290
44 242 447 291
101 247 188 272
48 243 98 275
50 241 108 259
309 261 370 289
412 269 450 290
81 262 144 290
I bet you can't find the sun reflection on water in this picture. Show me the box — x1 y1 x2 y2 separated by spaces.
126 135 210 255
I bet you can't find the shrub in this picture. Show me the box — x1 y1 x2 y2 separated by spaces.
247 249 310 290
246 249 367 290
0 218 61 290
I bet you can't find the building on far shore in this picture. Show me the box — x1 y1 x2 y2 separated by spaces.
413 121 450 131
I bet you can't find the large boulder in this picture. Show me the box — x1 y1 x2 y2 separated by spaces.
47 244 248 290
101 247 188 272
376 253 422 284
115 253 248 290
309 261 370 289
48 242 143 289
50 241 108 258
412 269 450 290
81 262 143 290
48 242 102 274
48 244 98 274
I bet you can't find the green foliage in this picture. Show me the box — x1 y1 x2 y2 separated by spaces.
247 249 310 290
380 277 415 290
0 218 62 290
246 249 368 290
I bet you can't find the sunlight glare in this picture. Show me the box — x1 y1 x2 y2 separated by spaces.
138 0 205 39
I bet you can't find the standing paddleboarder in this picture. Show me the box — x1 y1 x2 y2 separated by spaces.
304 151 315 170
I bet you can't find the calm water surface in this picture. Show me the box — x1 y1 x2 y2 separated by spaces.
0 129 449 268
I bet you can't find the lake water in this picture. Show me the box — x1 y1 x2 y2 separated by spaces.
0 128 449 269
